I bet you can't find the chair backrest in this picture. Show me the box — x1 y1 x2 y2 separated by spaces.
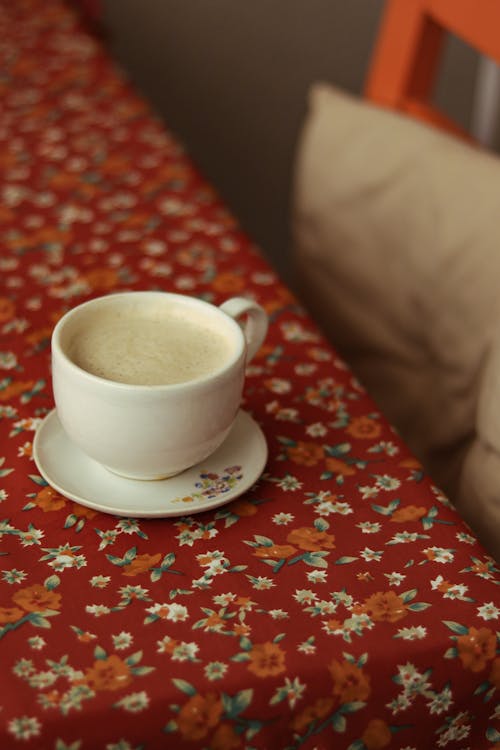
365 0 500 138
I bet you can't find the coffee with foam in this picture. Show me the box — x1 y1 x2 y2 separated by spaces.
68 306 235 386
52 291 268 479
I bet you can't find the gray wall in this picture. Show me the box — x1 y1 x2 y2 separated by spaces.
104 1 479 285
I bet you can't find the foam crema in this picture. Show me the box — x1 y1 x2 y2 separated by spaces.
67 305 236 386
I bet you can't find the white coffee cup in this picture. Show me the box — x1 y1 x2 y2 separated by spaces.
51 291 268 480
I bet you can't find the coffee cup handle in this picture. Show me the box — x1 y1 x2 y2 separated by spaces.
219 297 268 362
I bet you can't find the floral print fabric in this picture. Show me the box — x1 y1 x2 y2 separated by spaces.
0 1 499 749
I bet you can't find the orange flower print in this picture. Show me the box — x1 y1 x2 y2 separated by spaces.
329 659 371 703
253 544 296 560
262 287 296 315
155 162 191 185
233 623 251 638
304 386 341 412
197 553 219 566
34 486 66 512
159 636 179 654
122 552 162 576
229 499 258 517
0 380 35 402
362 591 408 623
290 696 335 733
25 326 52 347
100 154 131 176
203 612 226 630
122 211 150 228
253 344 275 360
175 245 206 268
78 182 101 200
0 151 18 169
70 502 98 519
361 718 392 749
324 457 356 476
346 416 382 439
470 560 493 577
0 297 15 322
0 606 24 624
212 272 246 294
6 234 31 252
84 654 132 692
390 505 427 522
40 689 61 708
81 268 119 291
398 457 422 470
48 171 82 190
77 631 97 643
12 584 61 613
434 579 453 594
0 205 15 222
489 657 500 688
247 641 286 678
286 526 335 552
322 619 342 635
235 596 254 611
287 441 324 467
209 723 241 750
33 226 72 248
115 98 148 118
177 692 223 741
456 627 497 672
357 572 374 583
17 441 32 458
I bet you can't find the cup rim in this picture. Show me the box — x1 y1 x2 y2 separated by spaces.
51 291 246 391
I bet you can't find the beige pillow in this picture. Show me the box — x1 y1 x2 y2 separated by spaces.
459 335 500 557
292 83 500 560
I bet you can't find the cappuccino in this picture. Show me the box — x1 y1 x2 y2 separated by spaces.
51 291 267 478
68 307 234 386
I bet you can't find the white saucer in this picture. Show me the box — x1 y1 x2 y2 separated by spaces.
33 409 267 518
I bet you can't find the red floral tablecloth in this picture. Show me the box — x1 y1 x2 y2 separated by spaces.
1 2 499 749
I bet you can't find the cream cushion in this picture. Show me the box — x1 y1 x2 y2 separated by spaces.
292 83 500 560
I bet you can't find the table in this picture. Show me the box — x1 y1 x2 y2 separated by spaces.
1 2 499 749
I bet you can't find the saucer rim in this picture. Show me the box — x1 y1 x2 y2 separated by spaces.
33 409 267 518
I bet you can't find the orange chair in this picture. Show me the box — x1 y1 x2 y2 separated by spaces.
365 0 500 139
